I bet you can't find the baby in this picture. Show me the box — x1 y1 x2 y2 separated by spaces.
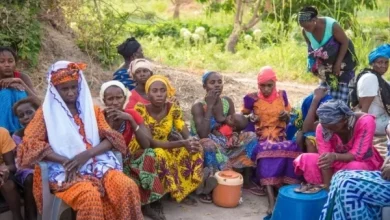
213 113 249 147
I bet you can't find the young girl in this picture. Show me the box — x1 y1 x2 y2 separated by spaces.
12 97 40 220
0 46 37 134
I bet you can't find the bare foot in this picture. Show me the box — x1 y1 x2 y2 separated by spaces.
266 199 275 215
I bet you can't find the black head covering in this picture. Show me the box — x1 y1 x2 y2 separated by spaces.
117 37 141 59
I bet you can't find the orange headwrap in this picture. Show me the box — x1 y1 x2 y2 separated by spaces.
50 62 87 85
257 66 278 103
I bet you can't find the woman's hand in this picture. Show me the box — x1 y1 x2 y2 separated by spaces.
278 111 290 122
318 153 336 169
249 113 260 123
0 78 25 91
63 151 92 182
183 139 202 154
0 165 10 187
313 87 328 101
205 90 219 107
105 108 132 121
332 61 342 76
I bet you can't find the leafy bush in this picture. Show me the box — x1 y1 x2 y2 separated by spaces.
0 0 41 66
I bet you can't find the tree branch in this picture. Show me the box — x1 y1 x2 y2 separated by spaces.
234 0 243 25
243 0 262 30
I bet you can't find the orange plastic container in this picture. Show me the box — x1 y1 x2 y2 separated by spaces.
212 170 243 208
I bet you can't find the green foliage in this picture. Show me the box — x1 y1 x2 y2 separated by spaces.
0 0 41 66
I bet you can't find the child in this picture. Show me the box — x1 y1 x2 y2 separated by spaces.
214 113 250 148
12 97 40 220
0 46 37 134
0 127 23 220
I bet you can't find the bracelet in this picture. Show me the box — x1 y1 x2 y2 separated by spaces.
333 153 338 161
204 117 211 121
135 125 140 132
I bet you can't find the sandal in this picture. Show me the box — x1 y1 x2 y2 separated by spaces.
302 184 324 194
294 183 310 193
198 194 213 204
244 181 266 196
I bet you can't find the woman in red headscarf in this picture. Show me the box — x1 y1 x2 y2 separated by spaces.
242 66 302 215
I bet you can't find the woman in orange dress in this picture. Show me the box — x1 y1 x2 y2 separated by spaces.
17 61 143 220
242 66 301 215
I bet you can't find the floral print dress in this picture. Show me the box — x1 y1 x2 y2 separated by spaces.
130 103 204 202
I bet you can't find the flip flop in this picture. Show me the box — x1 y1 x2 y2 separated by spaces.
199 194 213 204
294 183 310 193
302 184 324 194
247 186 266 196
263 214 272 220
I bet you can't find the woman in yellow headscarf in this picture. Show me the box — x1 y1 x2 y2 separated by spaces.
130 75 204 205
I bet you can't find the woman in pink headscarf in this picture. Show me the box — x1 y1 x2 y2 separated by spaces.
242 66 302 215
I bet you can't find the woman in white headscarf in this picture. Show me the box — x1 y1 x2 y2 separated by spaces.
17 61 143 220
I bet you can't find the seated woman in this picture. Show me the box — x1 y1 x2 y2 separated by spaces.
293 87 332 152
190 71 260 202
130 75 203 205
294 100 384 193
243 66 301 214
100 80 165 220
17 61 142 220
113 37 144 90
0 46 38 134
12 97 41 220
0 127 23 220
125 59 153 110
353 44 390 135
319 157 390 220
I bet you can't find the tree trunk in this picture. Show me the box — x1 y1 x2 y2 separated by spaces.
173 2 181 19
225 25 242 53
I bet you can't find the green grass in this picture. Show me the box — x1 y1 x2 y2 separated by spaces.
107 0 390 82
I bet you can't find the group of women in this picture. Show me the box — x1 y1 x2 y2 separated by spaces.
1 5 390 220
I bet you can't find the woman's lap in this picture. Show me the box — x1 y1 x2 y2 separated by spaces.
294 153 379 184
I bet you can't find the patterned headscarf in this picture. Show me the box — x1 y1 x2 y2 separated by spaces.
129 58 153 76
50 62 86 85
100 80 131 109
145 75 176 98
368 44 390 64
317 100 355 141
298 11 316 23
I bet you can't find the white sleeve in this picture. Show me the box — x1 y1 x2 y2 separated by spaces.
357 73 379 98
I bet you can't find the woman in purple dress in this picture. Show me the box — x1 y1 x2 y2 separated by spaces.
242 66 301 215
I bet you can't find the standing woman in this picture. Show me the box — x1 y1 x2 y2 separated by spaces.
298 6 357 104
113 37 144 91
131 75 204 205
100 80 165 220
243 66 301 215
0 47 38 133
125 59 153 110
18 61 143 220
